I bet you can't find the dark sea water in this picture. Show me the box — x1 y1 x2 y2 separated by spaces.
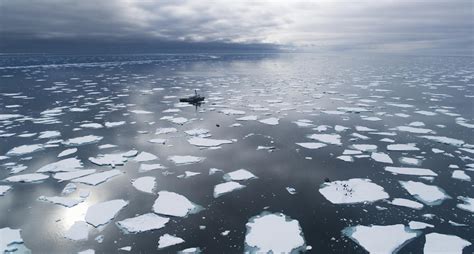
0 54 473 253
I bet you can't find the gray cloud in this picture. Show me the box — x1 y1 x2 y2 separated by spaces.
0 0 472 55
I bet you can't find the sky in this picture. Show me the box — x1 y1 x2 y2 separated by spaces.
0 0 473 55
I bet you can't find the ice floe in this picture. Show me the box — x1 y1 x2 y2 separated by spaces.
319 178 389 204
384 166 437 176
131 176 156 193
58 148 77 158
158 234 185 249
168 155 205 165
116 213 169 234
456 196 474 213
85 199 128 227
188 137 233 147
6 144 44 156
390 198 424 210
89 150 138 167
371 152 393 164
342 224 420 254
64 221 89 241
4 173 49 183
0 186 12 196
258 117 279 125
36 157 83 173
423 233 471 254
72 169 122 185
53 169 96 181
296 142 327 149
153 191 202 217
133 152 158 162
0 227 24 253
38 195 84 207
307 134 342 145
387 144 419 151
245 212 306 253
223 169 257 181
399 181 450 205
213 181 246 198
63 135 103 146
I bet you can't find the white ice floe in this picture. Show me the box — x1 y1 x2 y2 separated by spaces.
80 123 103 129
62 183 77 195
390 198 424 210
307 133 342 145
155 127 177 135
58 148 78 158
387 144 419 151
399 157 422 166
0 227 24 253
342 224 420 254
85 199 129 227
245 212 306 253
38 195 84 207
89 150 138 167
371 152 393 164
129 110 153 114
6 144 44 156
116 213 169 234
184 128 210 137
53 169 96 181
153 191 202 217
452 170 471 181
337 107 370 113
148 138 166 144
168 155 205 165
165 117 188 125
296 142 327 149
72 170 122 186
105 121 125 128
139 163 166 172
131 176 156 194
259 117 279 125
223 169 257 181
337 155 354 162
64 221 89 241
37 157 83 173
351 144 377 152
237 115 258 121
0 186 12 196
456 196 474 213
133 152 158 162
158 234 185 249
219 109 245 115
63 135 103 146
213 181 246 198
408 221 434 230
39 130 61 139
179 247 201 253
188 137 232 147
419 135 464 146
394 126 434 134
423 233 471 254
399 181 450 205
384 166 437 176
0 114 23 120
319 178 389 204
4 173 49 183
78 249 94 254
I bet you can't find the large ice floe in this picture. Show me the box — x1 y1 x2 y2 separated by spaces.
342 224 420 254
152 191 202 217
36 157 83 173
4 173 49 183
319 178 389 204
85 199 129 227
188 137 233 147
63 135 103 146
116 213 169 234
399 181 450 205
64 221 89 241
0 227 25 253
223 169 258 181
38 195 84 207
307 133 342 145
456 196 474 213
6 144 44 156
384 166 438 176
0 185 12 196
423 233 471 254
88 150 138 167
244 212 306 253
72 169 123 185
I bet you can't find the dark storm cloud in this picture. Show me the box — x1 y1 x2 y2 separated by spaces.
0 0 472 55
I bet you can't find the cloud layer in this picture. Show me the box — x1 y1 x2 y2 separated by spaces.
1 0 472 55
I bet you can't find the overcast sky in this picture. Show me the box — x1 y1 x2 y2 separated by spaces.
1 0 472 55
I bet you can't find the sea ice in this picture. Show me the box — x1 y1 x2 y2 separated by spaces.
307 134 342 145
6 144 44 156
4 173 49 183
155 127 177 135
423 233 471 254
213 181 246 198
387 144 419 151
38 195 84 207
384 166 437 176
131 176 156 193
158 234 185 249
116 213 169 234
188 137 233 147
258 117 279 125
63 135 103 146
64 221 89 241
371 152 393 164
153 191 202 217
53 169 96 181
133 152 158 162
219 109 245 115
399 181 450 205
390 198 424 210
0 227 24 253
456 196 474 213
85 199 128 227
420 135 464 146
408 221 433 230
168 155 205 165
223 169 257 181
58 148 77 158
36 157 83 173
0 186 12 196
89 150 138 167
342 224 420 254
296 142 327 149
38 130 61 139
452 170 471 181
351 144 377 152
245 212 306 253
72 170 122 185
319 178 389 204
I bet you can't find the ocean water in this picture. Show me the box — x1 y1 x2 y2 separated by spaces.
0 53 473 253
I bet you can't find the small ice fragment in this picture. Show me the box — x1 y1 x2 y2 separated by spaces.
129 110 153 114
286 187 297 195
423 233 471 254
209 168 223 175
384 166 437 176
131 176 156 193
245 212 306 253
419 135 464 146
219 109 246 115
342 224 420 254
153 191 202 217
105 121 125 128
39 130 61 139
64 221 89 241
296 142 327 149
259 117 279 125
158 234 185 249
116 213 169 234
319 178 389 204
213 181 245 198
168 155 205 165
80 123 103 129
85 199 128 227
148 138 166 144
237 115 258 121
408 221 434 230
155 128 177 135
390 198 424 210
0 185 12 196
337 155 354 162
133 152 158 162
223 169 257 181
58 148 78 158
